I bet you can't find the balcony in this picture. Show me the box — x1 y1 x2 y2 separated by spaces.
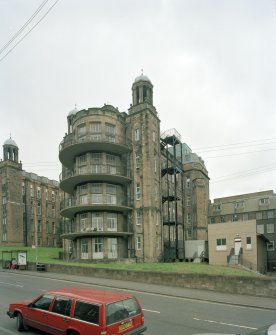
60 195 133 219
59 133 131 168
60 164 132 194
61 227 133 240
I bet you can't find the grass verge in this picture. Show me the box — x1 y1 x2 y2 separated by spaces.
0 246 259 277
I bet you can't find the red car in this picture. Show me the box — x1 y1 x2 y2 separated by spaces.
7 287 147 335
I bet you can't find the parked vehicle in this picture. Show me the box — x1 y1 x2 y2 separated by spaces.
7 287 147 335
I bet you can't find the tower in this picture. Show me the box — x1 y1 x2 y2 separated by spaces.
0 137 24 245
127 74 162 261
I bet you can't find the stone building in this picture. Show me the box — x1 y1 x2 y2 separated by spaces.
60 74 210 262
0 137 61 247
209 190 276 271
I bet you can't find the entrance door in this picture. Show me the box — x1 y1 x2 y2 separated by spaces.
108 238 117 259
234 238 241 255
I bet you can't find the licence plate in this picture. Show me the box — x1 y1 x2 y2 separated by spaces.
119 320 132 332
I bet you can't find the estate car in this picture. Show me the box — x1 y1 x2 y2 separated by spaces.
7 287 147 335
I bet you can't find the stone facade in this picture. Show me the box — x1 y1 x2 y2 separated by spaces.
0 138 61 247
60 75 209 262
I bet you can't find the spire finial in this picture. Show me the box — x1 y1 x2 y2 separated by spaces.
141 68 143 75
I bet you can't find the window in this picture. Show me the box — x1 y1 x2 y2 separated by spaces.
37 202 41 215
136 183 141 200
136 210 142 225
30 185 34 197
267 223 274 234
220 216 225 223
187 213 192 224
135 153 140 169
106 298 141 325
235 201 244 209
79 155 86 165
246 236 252 249
52 222 56 234
153 130 156 142
35 188 41 199
78 124 86 137
33 294 54 311
257 225 264 234
107 184 116 204
106 124 115 142
92 213 103 231
259 198 269 206
267 241 274 252
107 213 117 231
216 238 227 251
210 217 215 224
80 213 88 231
136 236 142 250
135 128 140 141
256 212 262 220
186 196 191 207
154 156 157 173
94 238 103 253
232 214 238 222
52 297 72 316
37 220 41 233
51 191 55 202
74 301 99 324
268 211 274 219
214 204 221 211
106 123 115 135
91 153 101 163
90 122 101 133
81 239 88 259
243 213 249 221
80 185 87 195
186 177 190 189
92 183 102 193
80 195 88 204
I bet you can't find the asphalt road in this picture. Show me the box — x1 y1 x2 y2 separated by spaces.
0 270 275 335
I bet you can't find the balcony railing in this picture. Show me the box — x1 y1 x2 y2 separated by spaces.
59 133 131 151
60 164 130 181
61 194 131 210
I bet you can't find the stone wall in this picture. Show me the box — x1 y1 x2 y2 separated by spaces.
26 262 276 298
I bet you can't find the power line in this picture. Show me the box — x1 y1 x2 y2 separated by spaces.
0 0 50 55
204 147 276 159
0 0 61 63
211 164 276 184
194 137 276 153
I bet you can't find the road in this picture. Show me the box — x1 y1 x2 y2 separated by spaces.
0 270 275 335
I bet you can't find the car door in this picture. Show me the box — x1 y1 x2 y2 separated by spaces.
25 294 54 333
47 296 72 335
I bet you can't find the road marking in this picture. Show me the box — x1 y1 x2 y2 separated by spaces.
193 317 257 330
143 308 161 314
0 281 23 288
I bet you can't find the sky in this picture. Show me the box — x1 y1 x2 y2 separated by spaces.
0 0 275 201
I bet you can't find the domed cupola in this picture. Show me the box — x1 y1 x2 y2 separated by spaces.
68 105 78 117
3 136 19 162
132 72 153 106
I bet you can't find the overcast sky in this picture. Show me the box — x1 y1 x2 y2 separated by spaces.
0 0 275 201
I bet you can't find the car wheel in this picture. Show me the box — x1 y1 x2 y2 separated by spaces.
16 313 25 332
68 331 79 335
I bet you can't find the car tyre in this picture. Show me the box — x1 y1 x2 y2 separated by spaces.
68 331 79 335
16 313 25 332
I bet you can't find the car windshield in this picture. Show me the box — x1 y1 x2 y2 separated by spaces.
248 325 270 335
106 298 141 325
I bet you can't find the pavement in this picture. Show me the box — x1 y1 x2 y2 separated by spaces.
3 269 276 310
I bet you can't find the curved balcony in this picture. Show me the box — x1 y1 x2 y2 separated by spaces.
60 196 133 219
59 133 131 168
61 230 133 240
60 164 132 194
